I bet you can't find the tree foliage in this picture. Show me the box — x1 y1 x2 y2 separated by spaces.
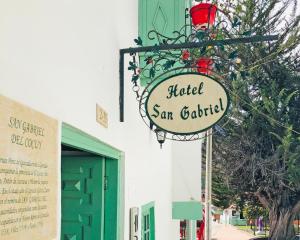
212 174 234 209
243 196 269 221
212 0 300 239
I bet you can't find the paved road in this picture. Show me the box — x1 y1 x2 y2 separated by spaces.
212 223 255 240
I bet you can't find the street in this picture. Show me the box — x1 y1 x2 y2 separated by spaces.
212 223 255 240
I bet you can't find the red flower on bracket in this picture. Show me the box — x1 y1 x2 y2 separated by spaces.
182 50 190 60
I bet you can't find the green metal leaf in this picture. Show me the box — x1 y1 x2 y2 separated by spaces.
163 60 176 70
242 30 252 36
240 71 249 79
128 61 137 71
149 67 156 78
131 75 139 82
216 42 225 51
183 60 193 68
215 63 221 72
229 50 238 59
230 72 237 81
196 31 206 41
134 37 143 46
200 47 207 55
232 17 241 28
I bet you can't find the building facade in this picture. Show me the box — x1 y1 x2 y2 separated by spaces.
0 0 203 239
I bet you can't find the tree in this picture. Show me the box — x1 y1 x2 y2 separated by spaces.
213 0 300 239
212 174 234 209
243 196 269 222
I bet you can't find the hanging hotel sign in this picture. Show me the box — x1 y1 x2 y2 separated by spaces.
145 73 229 135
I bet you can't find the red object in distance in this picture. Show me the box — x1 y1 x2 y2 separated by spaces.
197 207 206 240
196 58 213 75
190 3 217 30
197 220 205 240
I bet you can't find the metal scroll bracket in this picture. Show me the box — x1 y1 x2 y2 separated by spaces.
119 35 278 122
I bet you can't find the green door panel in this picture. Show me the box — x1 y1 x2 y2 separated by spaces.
61 156 104 240
149 207 155 240
103 158 118 240
139 0 190 86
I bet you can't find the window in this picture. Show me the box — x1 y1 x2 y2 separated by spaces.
142 202 155 240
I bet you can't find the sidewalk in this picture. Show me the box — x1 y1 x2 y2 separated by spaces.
212 223 255 240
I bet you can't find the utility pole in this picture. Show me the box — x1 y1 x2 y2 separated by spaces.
205 128 213 240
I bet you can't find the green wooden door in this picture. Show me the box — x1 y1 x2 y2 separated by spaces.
61 156 104 240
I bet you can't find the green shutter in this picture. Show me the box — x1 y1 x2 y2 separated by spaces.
149 207 155 240
142 202 155 240
138 0 191 86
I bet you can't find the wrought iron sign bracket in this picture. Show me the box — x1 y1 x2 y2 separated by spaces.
119 34 278 122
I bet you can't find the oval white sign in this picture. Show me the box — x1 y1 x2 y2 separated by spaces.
145 73 230 135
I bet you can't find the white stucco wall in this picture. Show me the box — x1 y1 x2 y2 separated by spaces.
0 1 173 239
172 141 202 202
171 140 203 239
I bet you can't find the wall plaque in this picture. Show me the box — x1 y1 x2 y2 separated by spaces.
0 95 58 240
96 104 108 128
146 73 229 134
129 207 139 240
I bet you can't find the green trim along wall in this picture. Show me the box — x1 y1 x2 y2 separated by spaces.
172 201 203 220
141 201 156 240
61 123 125 240
62 123 120 159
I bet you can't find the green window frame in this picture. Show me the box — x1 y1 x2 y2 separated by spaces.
142 202 155 240
143 214 150 240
